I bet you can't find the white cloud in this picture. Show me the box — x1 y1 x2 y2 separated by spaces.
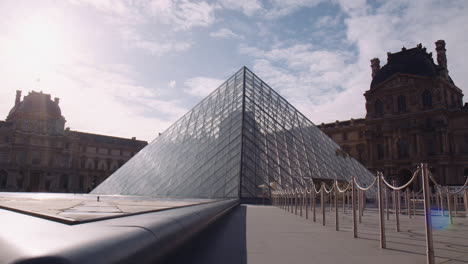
168 80 176 88
70 0 215 55
217 0 263 16
315 15 341 28
149 0 215 31
237 0 468 126
218 0 324 19
120 27 191 55
210 28 242 39
183 77 224 97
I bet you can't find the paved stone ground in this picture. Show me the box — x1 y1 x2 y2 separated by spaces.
0 192 213 222
165 204 468 264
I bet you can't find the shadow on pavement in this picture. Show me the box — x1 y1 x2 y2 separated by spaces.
160 204 247 264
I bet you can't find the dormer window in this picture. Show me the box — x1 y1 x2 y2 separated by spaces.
397 95 407 113
375 99 383 116
422 90 432 108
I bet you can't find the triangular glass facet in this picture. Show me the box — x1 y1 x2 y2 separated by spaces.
92 67 375 199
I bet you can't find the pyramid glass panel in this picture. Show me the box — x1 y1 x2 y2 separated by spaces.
92 67 375 199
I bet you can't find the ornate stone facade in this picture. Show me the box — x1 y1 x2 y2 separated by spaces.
0 91 147 193
318 40 468 188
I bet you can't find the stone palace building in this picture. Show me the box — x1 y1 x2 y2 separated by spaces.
318 40 468 188
0 91 147 193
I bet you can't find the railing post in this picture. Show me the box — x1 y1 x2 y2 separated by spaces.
312 188 316 222
421 163 435 264
343 188 346 214
393 180 400 232
361 191 366 215
377 172 386 248
321 183 326 226
352 177 357 238
440 192 444 216
397 188 401 231
295 190 298 215
300 191 303 217
464 189 468 216
406 190 411 218
305 190 309 219
447 191 453 224
358 189 362 224
385 187 389 220
454 194 458 216
335 181 339 231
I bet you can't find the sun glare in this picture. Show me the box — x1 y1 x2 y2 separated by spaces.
11 16 69 76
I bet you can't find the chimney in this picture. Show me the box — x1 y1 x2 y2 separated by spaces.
370 58 380 78
15 90 22 106
54 97 60 105
435 40 448 79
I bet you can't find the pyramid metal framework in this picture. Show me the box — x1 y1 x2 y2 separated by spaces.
92 67 375 199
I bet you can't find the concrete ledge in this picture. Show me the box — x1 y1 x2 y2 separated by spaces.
0 198 239 264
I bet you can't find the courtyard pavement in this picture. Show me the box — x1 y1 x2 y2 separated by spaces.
164 204 468 264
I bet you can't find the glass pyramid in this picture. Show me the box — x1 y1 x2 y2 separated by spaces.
92 67 375 199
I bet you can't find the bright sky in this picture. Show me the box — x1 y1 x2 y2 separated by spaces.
1 0 467 142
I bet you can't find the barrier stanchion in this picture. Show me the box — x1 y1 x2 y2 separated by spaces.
447 192 453 224
358 189 362 224
335 181 339 231
300 190 303 217
321 183 326 226
377 172 386 248
421 163 435 264
412 191 416 216
352 177 357 238
295 190 298 215
397 187 401 232
313 187 317 222
305 189 309 220
392 180 400 232
464 189 468 216
454 194 457 216
406 190 411 218
386 188 389 220
440 192 444 216
343 189 346 214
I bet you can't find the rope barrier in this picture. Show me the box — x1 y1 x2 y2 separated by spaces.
323 183 335 194
313 184 321 194
428 170 468 195
335 180 351 193
354 176 377 191
381 167 420 191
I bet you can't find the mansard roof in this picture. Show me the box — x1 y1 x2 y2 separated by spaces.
370 45 454 89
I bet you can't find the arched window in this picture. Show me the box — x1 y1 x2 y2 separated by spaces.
375 99 383 116
60 174 69 189
397 138 410 159
426 138 436 156
98 160 107 171
376 144 384 160
357 144 365 162
422 90 432 108
0 170 7 189
397 95 407 113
